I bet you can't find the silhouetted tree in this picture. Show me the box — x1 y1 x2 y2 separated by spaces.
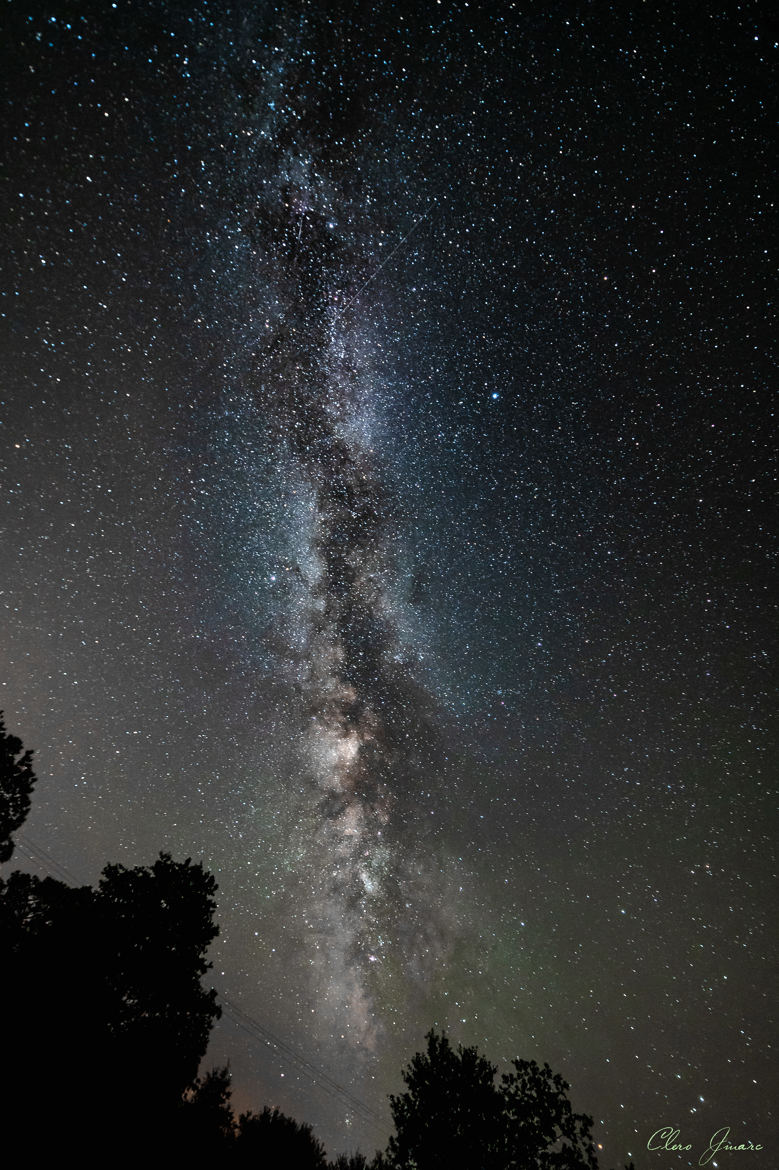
235 1105 328 1167
0 868 110 1151
386 1031 505 1170
0 711 36 862
0 855 221 1153
0 715 222 1154
96 852 221 1111
177 1065 236 1156
500 1058 598 1169
384 1031 599 1170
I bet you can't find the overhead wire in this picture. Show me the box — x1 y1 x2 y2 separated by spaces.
6 832 383 1127
221 993 381 1125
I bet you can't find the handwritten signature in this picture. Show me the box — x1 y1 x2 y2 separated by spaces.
648 1126 763 1165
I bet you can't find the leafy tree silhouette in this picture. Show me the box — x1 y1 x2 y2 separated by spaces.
1 856 221 1153
0 710 36 862
235 1104 328 1167
385 1031 599 1170
500 1058 599 1169
0 715 221 1156
96 852 221 1108
386 1031 505 1170
177 1065 236 1155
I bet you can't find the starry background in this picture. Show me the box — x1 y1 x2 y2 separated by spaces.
1 1 776 1164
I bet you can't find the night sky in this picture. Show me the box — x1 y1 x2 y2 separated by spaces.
1 1 776 1164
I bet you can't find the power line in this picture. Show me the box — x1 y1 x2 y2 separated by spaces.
221 994 381 1125
15 832 84 886
8 833 383 1126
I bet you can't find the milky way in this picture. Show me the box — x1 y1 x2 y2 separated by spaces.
225 15 460 1051
2 2 775 1163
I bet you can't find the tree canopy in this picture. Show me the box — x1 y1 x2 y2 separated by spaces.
0 714 222 1156
235 1105 329 1168
0 855 221 1154
385 1031 599 1170
0 710 36 863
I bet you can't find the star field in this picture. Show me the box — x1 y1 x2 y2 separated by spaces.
1 2 776 1164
